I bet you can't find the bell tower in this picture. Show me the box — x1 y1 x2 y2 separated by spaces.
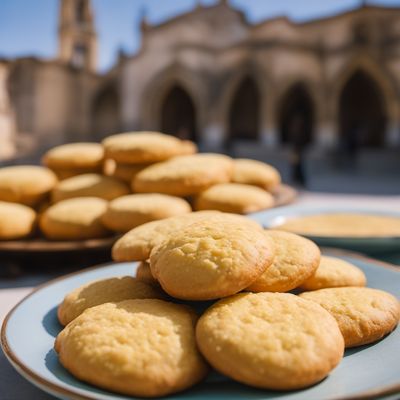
58 0 97 72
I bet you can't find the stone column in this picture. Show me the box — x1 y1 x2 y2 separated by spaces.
0 64 16 160
385 120 400 147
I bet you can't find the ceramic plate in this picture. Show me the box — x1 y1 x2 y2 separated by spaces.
250 205 400 255
1 255 400 400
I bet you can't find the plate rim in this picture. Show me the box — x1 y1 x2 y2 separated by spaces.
1 254 400 400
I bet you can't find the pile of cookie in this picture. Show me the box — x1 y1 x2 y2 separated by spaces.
55 212 400 397
0 132 281 241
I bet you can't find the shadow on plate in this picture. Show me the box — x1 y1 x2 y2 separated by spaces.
45 348 322 400
42 306 63 338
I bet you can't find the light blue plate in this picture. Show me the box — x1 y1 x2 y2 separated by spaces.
1 257 400 400
250 205 400 255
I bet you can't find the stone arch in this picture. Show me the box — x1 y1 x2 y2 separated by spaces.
219 63 268 143
140 64 205 139
331 57 398 146
92 82 120 140
338 69 387 148
277 82 315 146
227 76 261 141
160 85 197 141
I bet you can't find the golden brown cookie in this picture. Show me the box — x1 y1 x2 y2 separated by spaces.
103 159 152 184
0 201 36 240
232 159 281 191
0 165 57 206
58 276 163 325
40 197 109 240
102 131 192 164
43 143 104 170
276 213 400 237
194 183 274 214
150 218 275 300
196 292 344 390
55 299 208 397
300 256 367 291
136 261 159 286
133 154 234 196
112 211 262 262
52 173 130 203
300 287 400 347
101 194 191 233
181 140 198 155
247 230 320 292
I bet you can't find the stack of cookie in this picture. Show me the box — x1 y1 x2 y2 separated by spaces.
0 131 284 242
54 211 400 397
132 154 278 214
102 131 197 183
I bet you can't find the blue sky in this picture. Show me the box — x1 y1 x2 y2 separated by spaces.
0 0 400 72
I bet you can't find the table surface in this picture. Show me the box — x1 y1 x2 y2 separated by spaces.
1 191 400 400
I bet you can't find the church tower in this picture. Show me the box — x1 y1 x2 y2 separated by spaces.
58 0 97 72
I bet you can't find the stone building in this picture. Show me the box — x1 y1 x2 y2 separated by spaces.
3 0 100 158
2 0 400 172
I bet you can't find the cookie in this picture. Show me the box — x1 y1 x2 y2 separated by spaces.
58 276 163 325
276 213 400 238
196 292 344 390
133 154 234 196
112 211 262 262
0 201 36 240
300 287 400 347
43 142 104 170
102 131 194 164
194 183 274 214
136 261 159 286
232 159 281 191
300 256 367 291
52 173 130 203
247 230 320 292
149 218 275 300
101 194 191 233
181 140 198 155
40 197 109 240
103 159 151 183
0 165 57 206
55 299 208 397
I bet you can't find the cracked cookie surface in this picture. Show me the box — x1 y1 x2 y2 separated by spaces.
300 256 366 291
300 287 400 347
196 292 344 390
247 230 320 292
150 218 274 300
55 299 208 397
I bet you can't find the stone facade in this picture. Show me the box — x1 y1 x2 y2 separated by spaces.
117 2 400 152
2 0 400 162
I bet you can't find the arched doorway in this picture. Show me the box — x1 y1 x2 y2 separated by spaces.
92 85 120 140
339 70 386 148
160 85 197 141
228 76 260 141
278 83 314 147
